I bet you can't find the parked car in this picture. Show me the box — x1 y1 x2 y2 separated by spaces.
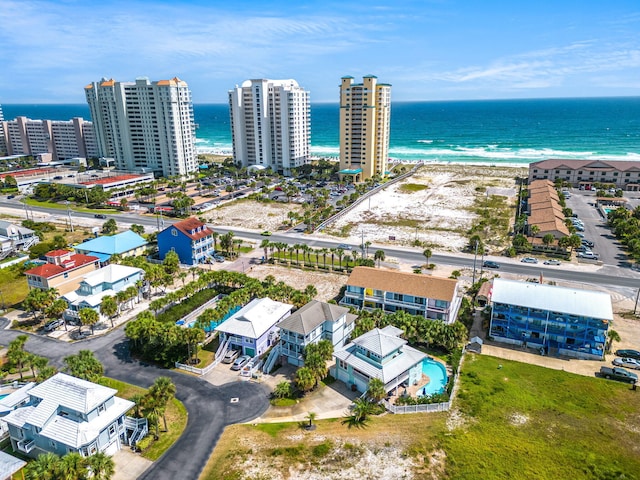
337 243 352 250
613 357 640 370
543 259 561 266
521 257 538 264
577 252 599 260
213 254 225 263
483 261 500 269
94 214 107 219
581 239 595 248
261 231 272 236
6 195 15 199
43 319 64 332
615 349 640 360
575 246 590 253
222 349 240 364
231 354 252 371
599 366 638 384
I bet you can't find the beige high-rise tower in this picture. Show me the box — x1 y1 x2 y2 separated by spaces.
339 75 391 181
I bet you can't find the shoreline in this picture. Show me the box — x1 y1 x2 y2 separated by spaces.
197 148 532 170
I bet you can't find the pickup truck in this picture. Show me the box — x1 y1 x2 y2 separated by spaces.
599 366 638 384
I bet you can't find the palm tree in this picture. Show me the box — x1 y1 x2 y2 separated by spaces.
366 378 386 402
336 248 345 271
24 452 60 480
423 248 432 267
100 296 118 328
605 329 621 354
86 452 115 480
542 233 555 249
79 307 100 335
58 452 85 480
46 298 69 330
295 366 316 393
305 411 317 430
260 239 271 262
7 335 29 381
149 376 177 432
374 249 385 267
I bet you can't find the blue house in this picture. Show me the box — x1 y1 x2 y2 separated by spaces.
62 264 144 322
489 278 612 360
277 300 357 367
3 373 146 458
157 217 215 266
332 325 427 395
74 230 148 263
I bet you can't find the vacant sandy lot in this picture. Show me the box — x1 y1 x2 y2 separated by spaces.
326 163 527 252
203 199 303 231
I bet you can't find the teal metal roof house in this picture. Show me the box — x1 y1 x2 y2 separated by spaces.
74 230 148 262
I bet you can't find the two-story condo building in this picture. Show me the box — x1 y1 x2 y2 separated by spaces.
277 300 358 367
2 373 143 458
340 267 462 324
74 230 148 264
215 297 293 358
157 217 215 266
489 278 613 360
62 264 144 322
25 250 100 295
332 325 427 395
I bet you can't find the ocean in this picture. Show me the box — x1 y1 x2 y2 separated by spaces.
3 97 639 166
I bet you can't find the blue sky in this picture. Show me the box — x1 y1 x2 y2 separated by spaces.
1 0 639 103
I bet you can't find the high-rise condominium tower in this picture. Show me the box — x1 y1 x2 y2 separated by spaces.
339 75 391 181
0 105 6 156
229 79 310 175
2 116 98 160
85 77 197 177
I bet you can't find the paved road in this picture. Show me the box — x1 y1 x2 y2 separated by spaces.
0 322 270 480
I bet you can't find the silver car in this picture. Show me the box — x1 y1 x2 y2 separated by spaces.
613 357 640 370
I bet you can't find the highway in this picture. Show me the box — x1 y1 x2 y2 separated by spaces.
2 199 639 290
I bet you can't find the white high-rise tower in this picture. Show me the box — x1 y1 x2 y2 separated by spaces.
229 79 310 175
85 77 197 177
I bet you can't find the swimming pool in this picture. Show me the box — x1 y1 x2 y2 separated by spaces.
417 358 448 396
0 393 9 401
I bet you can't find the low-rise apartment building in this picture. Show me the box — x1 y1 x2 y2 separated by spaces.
489 278 612 360
340 267 461 324
529 159 640 191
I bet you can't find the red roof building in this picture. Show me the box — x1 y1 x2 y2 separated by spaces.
25 250 100 295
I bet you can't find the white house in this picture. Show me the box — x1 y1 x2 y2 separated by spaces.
215 298 293 358
2 373 145 458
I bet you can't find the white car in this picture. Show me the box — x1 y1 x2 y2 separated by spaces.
613 357 640 370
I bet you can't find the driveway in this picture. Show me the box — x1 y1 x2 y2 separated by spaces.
0 321 270 480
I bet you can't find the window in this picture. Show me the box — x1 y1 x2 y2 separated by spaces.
108 423 117 437
98 403 106 414
171 229 178 237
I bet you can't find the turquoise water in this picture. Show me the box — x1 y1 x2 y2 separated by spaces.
0 393 9 401
4 97 639 165
418 358 448 396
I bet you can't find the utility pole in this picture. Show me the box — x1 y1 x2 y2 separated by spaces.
634 287 640 315
472 240 479 285
361 230 365 258
66 201 74 232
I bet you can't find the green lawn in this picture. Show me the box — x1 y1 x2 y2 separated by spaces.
24 198 119 215
0 265 29 307
100 377 188 461
440 354 640 479
201 354 640 480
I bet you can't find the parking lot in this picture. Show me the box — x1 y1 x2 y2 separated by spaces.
565 189 635 268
